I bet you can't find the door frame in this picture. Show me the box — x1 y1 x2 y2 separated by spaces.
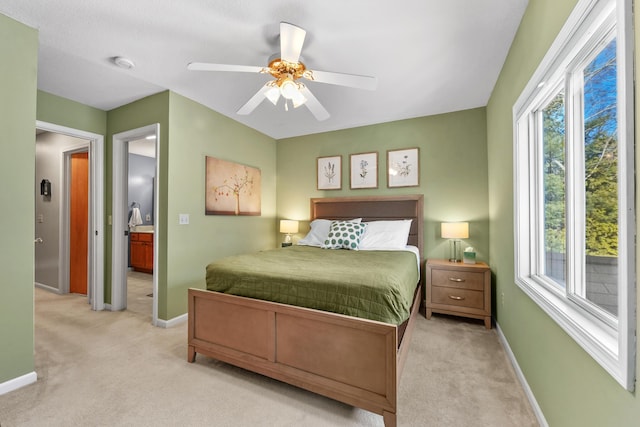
36 120 105 311
112 123 160 326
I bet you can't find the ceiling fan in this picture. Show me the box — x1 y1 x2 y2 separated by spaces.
187 22 377 121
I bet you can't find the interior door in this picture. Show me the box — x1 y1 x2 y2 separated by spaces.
70 152 89 294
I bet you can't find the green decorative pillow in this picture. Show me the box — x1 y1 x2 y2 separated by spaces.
321 221 367 250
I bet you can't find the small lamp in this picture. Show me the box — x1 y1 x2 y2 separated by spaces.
441 222 469 262
279 220 299 247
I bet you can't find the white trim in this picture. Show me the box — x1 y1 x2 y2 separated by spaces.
495 323 548 427
0 371 37 396
111 131 128 311
36 121 104 311
112 124 160 326
155 312 188 329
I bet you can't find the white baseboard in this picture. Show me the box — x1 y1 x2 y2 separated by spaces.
104 303 186 328
34 282 61 294
0 371 37 396
156 312 188 328
495 322 548 427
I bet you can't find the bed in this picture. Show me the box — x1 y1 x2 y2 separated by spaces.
188 195 424 427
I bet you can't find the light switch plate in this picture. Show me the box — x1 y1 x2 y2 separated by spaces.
179 214 189 225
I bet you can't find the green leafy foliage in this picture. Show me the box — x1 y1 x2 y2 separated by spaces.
543 39 618 257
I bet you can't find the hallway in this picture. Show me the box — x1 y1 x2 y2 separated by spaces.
126 271 152 319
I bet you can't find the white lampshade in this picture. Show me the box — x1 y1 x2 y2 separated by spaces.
280 78 298 100
280 220 299 234
265 86 281 105
441 222 469 239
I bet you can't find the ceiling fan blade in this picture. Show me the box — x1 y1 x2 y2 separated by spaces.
187 62 263 73
280 22 306 63
299 86 330 121
306 69 377 91
237 84 271 115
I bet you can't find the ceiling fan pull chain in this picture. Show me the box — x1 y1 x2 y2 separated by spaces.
285 100 289 111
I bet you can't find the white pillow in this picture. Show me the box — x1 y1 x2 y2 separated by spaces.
358 220 413 250
297 218 362 247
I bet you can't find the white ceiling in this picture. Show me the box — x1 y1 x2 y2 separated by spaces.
1 0 528 140
129 138 156 158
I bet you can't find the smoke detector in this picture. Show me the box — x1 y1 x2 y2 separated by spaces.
113 56 135 70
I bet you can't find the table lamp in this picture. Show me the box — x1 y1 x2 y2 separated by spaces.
280 219 299 247
441 222 469 262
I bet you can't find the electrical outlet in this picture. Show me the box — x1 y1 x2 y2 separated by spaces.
179 214 189 225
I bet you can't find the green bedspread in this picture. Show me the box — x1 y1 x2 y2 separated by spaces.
205 245 419 325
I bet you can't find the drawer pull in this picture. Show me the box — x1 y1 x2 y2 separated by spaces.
449 295 464 301
449 277 465 282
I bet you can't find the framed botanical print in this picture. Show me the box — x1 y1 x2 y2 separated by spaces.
350 152 378 189
317 155 341 190
387 147 419 188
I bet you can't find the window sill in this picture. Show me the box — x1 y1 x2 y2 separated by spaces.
515 274 631 389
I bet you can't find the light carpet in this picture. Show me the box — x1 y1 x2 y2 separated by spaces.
0 288 538 426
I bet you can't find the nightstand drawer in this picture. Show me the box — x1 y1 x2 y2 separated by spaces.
431 269 484 291
431 286 484 310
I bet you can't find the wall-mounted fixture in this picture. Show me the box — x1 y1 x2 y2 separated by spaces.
40 179 51 198
280 219 299 247
441 222 469 262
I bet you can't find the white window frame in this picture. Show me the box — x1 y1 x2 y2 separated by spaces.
513 0 635 390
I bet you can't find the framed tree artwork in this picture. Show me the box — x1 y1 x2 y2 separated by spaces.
350 152 378 189
387 147 419 188
317 155 341 190
205 156 261 215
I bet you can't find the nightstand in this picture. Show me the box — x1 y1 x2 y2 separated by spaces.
425 259 492 329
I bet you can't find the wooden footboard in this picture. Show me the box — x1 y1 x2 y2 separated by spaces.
188 286 421 427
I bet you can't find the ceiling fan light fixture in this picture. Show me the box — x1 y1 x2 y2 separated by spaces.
280 78 298 100
265 86 281 105
291 87 307 108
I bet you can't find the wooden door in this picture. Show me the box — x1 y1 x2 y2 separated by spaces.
70 152 88 294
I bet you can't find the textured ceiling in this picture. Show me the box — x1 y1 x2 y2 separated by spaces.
0 0 528 139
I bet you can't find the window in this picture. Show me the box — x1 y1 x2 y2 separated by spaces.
513 0 635 390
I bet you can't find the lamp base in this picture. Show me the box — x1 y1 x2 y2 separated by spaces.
448 239 462 263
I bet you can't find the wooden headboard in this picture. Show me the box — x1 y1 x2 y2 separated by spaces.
310 195 424 258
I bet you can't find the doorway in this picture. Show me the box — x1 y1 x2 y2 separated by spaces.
112 124 159 325
34 121 104 309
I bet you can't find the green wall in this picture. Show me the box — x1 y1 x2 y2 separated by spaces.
0 14 38 383
37 90 107 135
277 108 490 263
106 91 170 312
486 0 640 425
163 92 276 319
105 90 276 320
